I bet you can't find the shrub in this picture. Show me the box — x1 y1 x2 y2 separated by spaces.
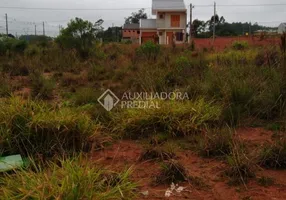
11 39 28 53
137 41 160 61
134 63 171 92
259 138 286 169
87 64 106 81
30 72 56 100
188 40 195 51
257 176 274 187
0 38 28 54
155 160 188 184
175 56 190 69
225 145 255 185
140 142 177 161
0 158 137 200
111 99 222 138
56 18 103 58
198 128 234 158
73 87 99 105
0 75 11 97
0 40 6 55
0 97 103 157
281 32 286 55
61 73 86 87
203 61 283 125
24 45 41 57
232 41 249 50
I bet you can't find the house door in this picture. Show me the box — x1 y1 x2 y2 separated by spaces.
166 32 174 45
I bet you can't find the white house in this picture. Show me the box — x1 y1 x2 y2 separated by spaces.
278 23 286 34
139 0 187 45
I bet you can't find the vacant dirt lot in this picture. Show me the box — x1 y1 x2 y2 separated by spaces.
194 36 280 50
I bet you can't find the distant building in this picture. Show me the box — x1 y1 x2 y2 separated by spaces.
122 24 140 43
139 0 187 45
140 19 158 44
278 23 286 34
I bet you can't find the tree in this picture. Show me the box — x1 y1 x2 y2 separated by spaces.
125 9 147 24
56 17 103 57
97 26 122 43
192 19 206 37
207 14 225 32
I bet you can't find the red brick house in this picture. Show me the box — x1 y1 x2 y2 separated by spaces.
122 24 140 43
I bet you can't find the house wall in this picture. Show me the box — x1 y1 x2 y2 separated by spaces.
140 30 158 44
122 29 140 39
156 12 187 29
278 24 286 34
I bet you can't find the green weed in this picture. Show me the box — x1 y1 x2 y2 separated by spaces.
112 99 222 138
198 128 234 158
140 142 177 161
225 144 255 186
259 138 286 169
257 176 274 187
0 157 137 200
0 97 103 157
155 159 188 184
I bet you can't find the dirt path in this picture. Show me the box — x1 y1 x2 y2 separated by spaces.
91 128 286 200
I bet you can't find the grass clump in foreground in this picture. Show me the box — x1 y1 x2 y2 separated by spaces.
112 98 222 139
259 138 286 169
198 128 234 158
140 142 177 161
155 159 188 184
0 158 137 200
257 176 275 187
225 144 255 186
0 97 104 157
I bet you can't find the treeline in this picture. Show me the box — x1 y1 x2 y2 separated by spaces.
193 15 277 38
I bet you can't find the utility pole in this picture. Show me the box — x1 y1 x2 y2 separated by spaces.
43 22 45 36
189 3 193 43
249 22 251 37
58 25 61 35
5 13 8 35
213 2 216 44
34 24 37 36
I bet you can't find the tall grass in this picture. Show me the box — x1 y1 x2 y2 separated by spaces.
111 99 222 138
198 128 234 158
0 157 137 200
0 97 103 157
259 138 286 169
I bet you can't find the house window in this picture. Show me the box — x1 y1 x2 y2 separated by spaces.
171 15 180 27
159 32 163 36
137 31 140 34
159 14 164 19
176 32 183 41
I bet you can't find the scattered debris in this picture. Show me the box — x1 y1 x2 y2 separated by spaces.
140 190 149 196
164 183 187 197
0 155 24 172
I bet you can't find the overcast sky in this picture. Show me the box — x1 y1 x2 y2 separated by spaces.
0 0 285 37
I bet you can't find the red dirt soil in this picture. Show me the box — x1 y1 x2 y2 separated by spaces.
194 36 279 51
92 128 286 200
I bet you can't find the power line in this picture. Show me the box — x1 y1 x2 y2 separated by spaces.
0 6 152 11
194 3 286 7
0 3 284 12
218 3 286 7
